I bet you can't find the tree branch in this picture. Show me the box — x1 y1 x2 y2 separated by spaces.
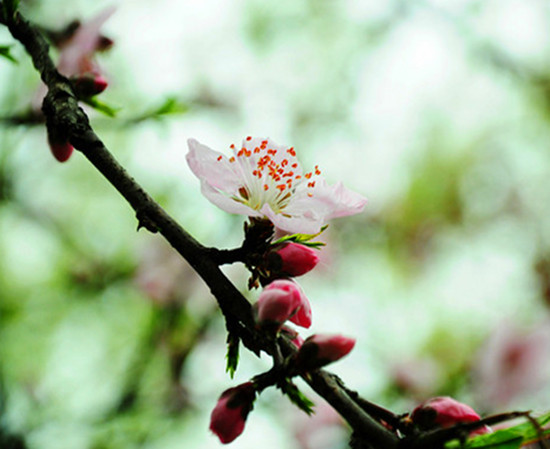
3 9 400 449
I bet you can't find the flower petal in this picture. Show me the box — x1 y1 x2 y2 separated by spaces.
317 180 368 219
260 203 323 235
201 182 261 216
187 138 243 192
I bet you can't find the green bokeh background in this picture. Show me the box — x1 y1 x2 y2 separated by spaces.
1 1 550 448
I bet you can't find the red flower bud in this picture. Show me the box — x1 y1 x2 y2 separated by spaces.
281 325 304 349
411 397 490 435
270 242 319 277
256 280 312 329
210 382 256 444
48 139 74 163
71 73 108 98
295 334 355 371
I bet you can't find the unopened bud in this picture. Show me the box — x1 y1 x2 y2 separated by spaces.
71 73 108 98
294 334 355 371
209 382 256 444
268 242 319 277
256 279 312 329
48 138 74 163
411 396 490 435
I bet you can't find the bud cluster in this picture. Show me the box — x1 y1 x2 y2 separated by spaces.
210 222 357 444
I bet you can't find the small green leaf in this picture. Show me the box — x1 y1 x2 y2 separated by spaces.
225 333 240 379
152 97 189 116
0 45 17 63
82 97 119 117
273 225 328 248
445 412 550 449
280 379 315 415
133 97 189 123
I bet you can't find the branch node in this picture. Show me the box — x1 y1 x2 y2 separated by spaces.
136 209 158 233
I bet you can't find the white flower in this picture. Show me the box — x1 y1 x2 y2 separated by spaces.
186 137 367 234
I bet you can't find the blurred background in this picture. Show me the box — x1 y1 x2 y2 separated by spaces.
1 0 550 448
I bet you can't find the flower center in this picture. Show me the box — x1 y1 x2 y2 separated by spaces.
217 137 322 213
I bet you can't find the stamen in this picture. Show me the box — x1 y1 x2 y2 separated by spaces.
239 187 249 200
217 155 222 161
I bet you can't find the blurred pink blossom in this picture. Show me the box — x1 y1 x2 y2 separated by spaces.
33 7 115 112
293 400 345 449
391 357 441 400
135 240 201 306
473 319 550 411
57 6 115 80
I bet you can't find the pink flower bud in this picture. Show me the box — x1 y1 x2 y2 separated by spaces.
411 397 489 435
281 325 304 348
256 280 312 329
270 242 320 277
48 139 74 162
71 73 108 98
295 334 356 371
210 382 256 444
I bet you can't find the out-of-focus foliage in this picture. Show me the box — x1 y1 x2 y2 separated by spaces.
2 1 550 448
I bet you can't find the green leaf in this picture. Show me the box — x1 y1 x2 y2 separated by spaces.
272 225 328 248
225 333 239 379
151 97 189 116
82 97 119 117
280 379 315 415
0 45 17 63
132 97 189 123
445 412 550 449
